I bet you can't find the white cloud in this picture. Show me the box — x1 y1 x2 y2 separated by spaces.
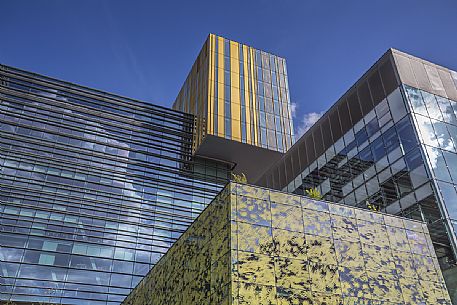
296 111 324 138
290 102 297 118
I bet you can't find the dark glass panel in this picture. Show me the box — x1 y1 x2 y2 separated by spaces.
371 137 385 162
347 91 362 124
437 182 457 219
305 135 316 165
404 147 423 171
379 59 398 96
321 117 333 148
382 126 399 154
329 109 343 140
313 126 324 156
291 148 300 179
396 117 417 153
355 128 368 146
285 155 293 184
338 99 352 132
368 70 385 106
366 117 379 137
298 141 309 169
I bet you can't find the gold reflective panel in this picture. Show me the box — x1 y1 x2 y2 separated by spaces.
122 183 451 305
172 34 294 153
217 36 225 137
230 41 241 141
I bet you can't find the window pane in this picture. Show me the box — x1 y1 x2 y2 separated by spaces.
406 86 428 116
397 117 417 153
415 115 439 147
422 91 443 121
438 181 457 219
442 151 457 183
425 146 451 182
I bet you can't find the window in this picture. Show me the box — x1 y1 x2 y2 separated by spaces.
442 151 457 183
415 115 439 147
397 117 416 153
38 254 55 265
422 91 443 121
382 127 399 154
371 137 385 162
431 120 455 151
406 86 428 116
425 146 451 182
438 182 457 219
404 148 423 171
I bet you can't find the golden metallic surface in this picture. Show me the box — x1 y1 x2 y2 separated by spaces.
208 33 216 134
122 183 451 305
218 36 225 136
230 41 241 140
172 34 294 153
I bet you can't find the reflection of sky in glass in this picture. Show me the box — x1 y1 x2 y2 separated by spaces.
406 86 428 116
407 86 457 227
415 115 438 147
431 119 455 152
422 91 443 121
0 76 230 304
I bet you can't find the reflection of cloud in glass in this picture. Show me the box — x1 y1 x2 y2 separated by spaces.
433 124 454 152
43 104 145 200
415 115 438 147
422 92 442 121
425 145 439 170
407 87 428 116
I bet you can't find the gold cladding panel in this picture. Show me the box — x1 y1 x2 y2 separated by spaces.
217 36 225 137
230 41 241 140
173 34 294 152
122 183 451 305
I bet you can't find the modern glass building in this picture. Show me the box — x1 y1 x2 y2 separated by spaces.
0 34 293 305
0 64 232 304
257 48 457 301
3 34 456 304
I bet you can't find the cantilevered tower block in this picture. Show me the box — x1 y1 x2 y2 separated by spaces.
173 34 295 182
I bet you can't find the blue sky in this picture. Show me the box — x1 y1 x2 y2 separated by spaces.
2 0 457 136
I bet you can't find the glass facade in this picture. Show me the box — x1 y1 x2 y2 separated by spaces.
0 65 231 304
173 34 295 153
281 84 457 290
123 182 451 305
257 50 457 301
406 85 457 249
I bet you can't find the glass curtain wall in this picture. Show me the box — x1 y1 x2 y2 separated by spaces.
0 65 230 305
286 84 456 281
406 85 457 251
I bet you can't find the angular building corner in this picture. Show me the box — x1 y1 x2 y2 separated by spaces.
257 48 457 301
172 34 295 183
122 182 451 305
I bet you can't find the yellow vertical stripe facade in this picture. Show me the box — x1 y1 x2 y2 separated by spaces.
172 34 293 153
217 36 225 137
230 41 241 141
249 47 258 146
243 45 251 144
207 35 214 135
